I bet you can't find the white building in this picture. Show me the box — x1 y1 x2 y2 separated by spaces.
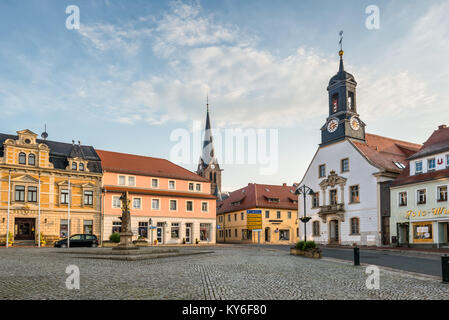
297 50 421 246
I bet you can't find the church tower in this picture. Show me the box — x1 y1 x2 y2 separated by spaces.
197 99 222 198
321 43 366 146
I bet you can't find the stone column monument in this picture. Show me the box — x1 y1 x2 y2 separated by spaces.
113 191 138 250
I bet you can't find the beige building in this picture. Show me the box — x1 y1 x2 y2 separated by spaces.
0 129 102 246
217 183 299 244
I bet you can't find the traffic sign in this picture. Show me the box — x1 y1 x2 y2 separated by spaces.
247 209 262 230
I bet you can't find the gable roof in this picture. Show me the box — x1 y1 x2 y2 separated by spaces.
217 183 297 214
408 125 449 160
96 149 209 182
0 133 102 173
350 133 421 174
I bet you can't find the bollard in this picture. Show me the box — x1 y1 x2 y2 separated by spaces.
442 255 449 283
354 247 360 266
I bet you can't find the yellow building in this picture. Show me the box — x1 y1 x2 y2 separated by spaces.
0 130 102 246
216 183 299 244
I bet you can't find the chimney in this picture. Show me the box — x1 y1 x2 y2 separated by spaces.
282 183 287 186
438 125 447 130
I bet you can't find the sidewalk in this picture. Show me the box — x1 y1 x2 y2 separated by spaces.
323 244 449 256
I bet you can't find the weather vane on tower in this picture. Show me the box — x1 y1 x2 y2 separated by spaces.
339 30 344 56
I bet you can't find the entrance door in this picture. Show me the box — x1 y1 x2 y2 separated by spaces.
186 227 191 244
157 227 163 243
265 227 270 242
329 220 339 244
15 218 35 240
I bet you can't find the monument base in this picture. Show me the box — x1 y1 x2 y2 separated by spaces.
112 231 139 251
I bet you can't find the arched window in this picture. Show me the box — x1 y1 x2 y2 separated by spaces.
312 221 320 236
350 218 360 235
209 172 212 180
214 172 217 183
72 162 77 170
79 163 84 171
18 152 26 165
28 154 35 166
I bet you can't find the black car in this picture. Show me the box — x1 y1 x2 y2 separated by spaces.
54 234 99 248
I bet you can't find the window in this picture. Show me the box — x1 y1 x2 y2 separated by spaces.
18 152 26 164
27 186 37 202
133 198 141 209
341 158 349 172
83 220 93 234
151 179 158 188
15 185 25 202
348 91 355 111
169 200 177 211
413 222 433 242
350 218 360 235
417 189 426 204
171 223 180 239
279 230 290 241
186 201 193 211
138 222 148 238
228 215 230 222
330 189 337 205
234 213 237 221
72 162 78 170
276 211 281 219
169 181 175 190
234 229 237 237
312 221 320 236
241 212 244 220
428 158 436 171
265 210 270 219
312 192 320 208
79 163 84 171
28 154 35 166
447 155 449 167
196 184 201 191
152 199 160 210
398 192 407 206
415 161 423 174
350 185 360 203
437 186 448 202
201 202 208 212
84 190 93 205
331 93 338 113
112 221 122 234
112 196 121 208
200 223 211 241
60 219 69 238
128 176 135 187
189 183 194 191
60 189 69 204
319 164 326 178
241 229 252 240
288 212 292 219
118 176 126 185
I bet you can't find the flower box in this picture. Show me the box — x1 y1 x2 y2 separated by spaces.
290 247 322 259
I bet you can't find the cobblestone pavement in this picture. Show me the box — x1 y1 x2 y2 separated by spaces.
1 246 449 300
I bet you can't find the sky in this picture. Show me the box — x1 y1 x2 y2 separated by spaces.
0 0 448 191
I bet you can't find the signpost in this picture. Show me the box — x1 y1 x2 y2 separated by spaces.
247 210 262 249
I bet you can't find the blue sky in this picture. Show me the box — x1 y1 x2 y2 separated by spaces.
0 0 448 190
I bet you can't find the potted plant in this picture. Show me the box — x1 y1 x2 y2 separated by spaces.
39 233 46 247
290 240 322 259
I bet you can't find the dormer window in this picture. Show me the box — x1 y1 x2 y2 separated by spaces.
28 154 35 166
18 152 26 165
428 158 436 171
231 201 241 206
72 162 77 170
79 163 84 171
267 197 280 203
415 161 423 174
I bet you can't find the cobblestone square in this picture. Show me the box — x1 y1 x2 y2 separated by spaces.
1 246 448 300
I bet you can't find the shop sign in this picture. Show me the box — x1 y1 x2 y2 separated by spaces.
405 207 449 219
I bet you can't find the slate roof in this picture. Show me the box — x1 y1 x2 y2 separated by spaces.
96 149 209 182
217 183 297 214
350 133 421 174
0 133 102 173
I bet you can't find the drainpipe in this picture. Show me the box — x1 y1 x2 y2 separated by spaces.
6 170 11 248
68 176 71 248
38 173 41 247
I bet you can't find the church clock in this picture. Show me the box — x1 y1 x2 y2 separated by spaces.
327 119 339 133
350 116 360 131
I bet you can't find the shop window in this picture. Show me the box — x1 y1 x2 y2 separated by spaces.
84 190 93 205
350 218 360 235
112 221 121 234
27 186 37 202
18 152 26 165
413 222 433 242
279 230 290 241
417 189 426 204
200 224 211 241
60 219 69 238
241 229 252 240
28 154 36 166
15 185 25 202
312 221 320 236
83 220 93 234
437 186 448 202
171 223 180 239
138 222 148 238
398 192 407 206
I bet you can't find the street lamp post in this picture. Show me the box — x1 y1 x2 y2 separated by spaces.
295 184 314 242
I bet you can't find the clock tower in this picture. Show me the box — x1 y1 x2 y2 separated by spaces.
197 99 222 197
320 49 366 146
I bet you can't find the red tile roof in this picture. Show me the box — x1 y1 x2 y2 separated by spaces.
96 150 209 182
217 183 297 214
350 133 421 174
104 186 216 199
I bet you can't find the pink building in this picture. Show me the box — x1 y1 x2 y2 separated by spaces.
97 150 216 244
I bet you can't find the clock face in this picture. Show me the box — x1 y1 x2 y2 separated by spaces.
327 119 339 133
210 164 215 169
350 117 360 131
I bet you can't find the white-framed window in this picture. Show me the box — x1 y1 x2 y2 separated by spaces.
437 186 448 202
84 190 93 205
417 189 426 204
118 175 126 185
128 176 136 187
112 196 121 208
151 178 158 188
152 198 160 210
415 161 423 174
428 158 436 171
186 200 193 212
196 183 201 191
398 191 407 207
446 154 449 167
201 202 208 212
171 223 180 239
169 199 177 211
168 180 176 190
60 189 69 204
132 197 142 209
188 183 194 191
341 158 349 172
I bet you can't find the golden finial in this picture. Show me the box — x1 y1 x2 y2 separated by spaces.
338 30 344 56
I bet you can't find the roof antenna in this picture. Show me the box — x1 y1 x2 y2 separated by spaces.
41 124 48 140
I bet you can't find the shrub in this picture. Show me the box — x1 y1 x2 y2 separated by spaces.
109 233 120 243
39 233 46 246
295 240 316 251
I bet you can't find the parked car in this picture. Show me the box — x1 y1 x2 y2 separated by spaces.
54 234 99 248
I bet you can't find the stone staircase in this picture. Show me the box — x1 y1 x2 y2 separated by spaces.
12 240 36 247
